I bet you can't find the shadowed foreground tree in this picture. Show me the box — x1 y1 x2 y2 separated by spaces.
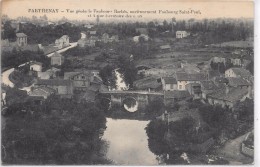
2 95 111 165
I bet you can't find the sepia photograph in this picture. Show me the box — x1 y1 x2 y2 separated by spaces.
1 0 254 165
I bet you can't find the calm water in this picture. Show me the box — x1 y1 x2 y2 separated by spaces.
102 118 158 165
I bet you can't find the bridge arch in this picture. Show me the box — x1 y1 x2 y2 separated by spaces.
122 96 138 112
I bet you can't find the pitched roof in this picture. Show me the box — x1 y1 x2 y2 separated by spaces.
228 68 251 77
227 77 251 87
36 79 72 86
52 52 63 57
164 90 191 99
133 77 161 89
176 72 207 81
21 44 39 52
208 87 248 103
16 33 27 37
206 70 221 79
29 87 56 96
163 77 177 84
200 81 218 90
64 71 92 80
42 45 60 55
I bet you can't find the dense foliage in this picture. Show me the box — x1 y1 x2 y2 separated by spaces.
2 50 50 69
2 95 110 165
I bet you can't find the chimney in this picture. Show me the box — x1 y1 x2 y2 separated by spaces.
225 86 229 95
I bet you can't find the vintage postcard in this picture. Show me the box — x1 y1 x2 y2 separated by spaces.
1 0 254 165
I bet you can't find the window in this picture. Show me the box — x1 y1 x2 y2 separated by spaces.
82 76 85 79
179 85 182 89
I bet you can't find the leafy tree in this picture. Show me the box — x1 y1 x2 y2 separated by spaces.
2 96 109 165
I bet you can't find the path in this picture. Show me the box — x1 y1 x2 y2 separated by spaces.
2 42 78 91
1 68 15 88
215 132 253 164
46 42 78 57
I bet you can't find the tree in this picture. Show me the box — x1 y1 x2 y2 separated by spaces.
145 98 165 118
2 96 109 165
2 20 16 40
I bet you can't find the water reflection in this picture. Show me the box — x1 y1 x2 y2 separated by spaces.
123 97 138 112
102 118 157 165
114 69 128 90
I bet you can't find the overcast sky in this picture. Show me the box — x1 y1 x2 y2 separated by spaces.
1 0 254 21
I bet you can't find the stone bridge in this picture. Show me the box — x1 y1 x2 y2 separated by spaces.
99 90 164 109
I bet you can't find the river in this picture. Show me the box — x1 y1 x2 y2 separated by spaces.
102 69 157 165
102 118 157 165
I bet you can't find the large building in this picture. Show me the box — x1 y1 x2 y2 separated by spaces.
161 77 177 91
64 70 102 91
16 33 27 47
35 79 73 98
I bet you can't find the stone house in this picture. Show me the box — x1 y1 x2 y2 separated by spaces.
200 80 219 99
51 52 64 66
226 77 251 88
16 33 27 47
230 58 242 66
164 90 191 106
38 67 60 79
176 31 190 39
133 34 149 43
207 86 251 109
161 77 177 91
35 79 73 98
211 56 226 64
225 68 252 80
55 35 69 49
78 38 96 47
175 72 207 90
64 71 101 91
28 87 56 99
29 61 42 72
185 83 202 99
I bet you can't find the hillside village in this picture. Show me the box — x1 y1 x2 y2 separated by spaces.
1 15 254 165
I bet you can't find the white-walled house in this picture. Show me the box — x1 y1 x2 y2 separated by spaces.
30 62 43 72
175 72 207 90
176 31 190 39
161 77 177 91
55 35 70 49
225 68 252 80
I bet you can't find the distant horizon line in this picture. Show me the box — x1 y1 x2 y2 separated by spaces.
2 14 254 23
